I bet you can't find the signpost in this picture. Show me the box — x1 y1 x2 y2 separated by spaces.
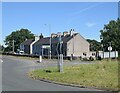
57 33 63 73
108 42 112 61
108 46 112 51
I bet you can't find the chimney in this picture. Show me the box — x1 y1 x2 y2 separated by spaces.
51 33 57 38
35 35 39 41
70 29 73 36
57 32 62 37
63 31 68 36
69 29 75 36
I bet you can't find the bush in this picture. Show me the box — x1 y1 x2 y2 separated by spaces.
82 57 88 61
97 56 102 60
89 56 94 61
79 56 82 60
72 56 78 60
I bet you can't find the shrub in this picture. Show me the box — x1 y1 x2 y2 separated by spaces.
79 56 82 60
82 57 88 61
89 56 94 61
97 56 102 60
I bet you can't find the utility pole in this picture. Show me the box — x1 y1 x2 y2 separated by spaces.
49 24 51 60
102 44 104 59
12 39 14 53
73 29 74 56
100 36 104 59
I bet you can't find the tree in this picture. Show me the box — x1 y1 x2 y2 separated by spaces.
87 39 102 51
4 28 34 52
0 44 1 50
100 18 120 52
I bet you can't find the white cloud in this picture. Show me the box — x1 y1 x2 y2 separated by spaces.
85 23 96 27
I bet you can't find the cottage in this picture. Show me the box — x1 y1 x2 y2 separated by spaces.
32 29 90 58
20 35 39 54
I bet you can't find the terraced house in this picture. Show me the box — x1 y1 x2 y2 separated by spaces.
20 29 92 58
20 35 39 54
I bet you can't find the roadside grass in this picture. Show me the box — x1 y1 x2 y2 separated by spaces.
29 60 119 91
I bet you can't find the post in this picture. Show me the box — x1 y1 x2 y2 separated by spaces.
45 24 51 59
49 24 51 60
58 54 60 72
115 49 116 59
73 29 74 56
12 40 14 53
100 36 104 59
39 55 42 62
58 54 63 72
57 33 63 73
108 42 112 61
60 54 63 72
109 42 111 58
42 48 43 57
103 44 104 59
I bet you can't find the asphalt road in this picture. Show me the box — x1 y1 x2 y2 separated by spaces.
2 55 104 91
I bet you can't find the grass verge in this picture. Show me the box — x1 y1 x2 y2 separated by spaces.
28 60 119 91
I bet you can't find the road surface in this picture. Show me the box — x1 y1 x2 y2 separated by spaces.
2 55 104 91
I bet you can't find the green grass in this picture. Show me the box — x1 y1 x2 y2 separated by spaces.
29 60 119 91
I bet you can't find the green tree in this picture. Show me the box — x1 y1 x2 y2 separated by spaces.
4 28 34 52
100 18 120 52
87 39 102 51
0 44 1 50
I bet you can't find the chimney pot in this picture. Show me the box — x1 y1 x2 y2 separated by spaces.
63 31 68 36
51 33 57 38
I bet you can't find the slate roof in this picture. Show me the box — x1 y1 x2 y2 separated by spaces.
21 39 34 45
34 33 78 45
34 37 50 45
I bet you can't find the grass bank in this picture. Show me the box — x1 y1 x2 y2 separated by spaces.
29 60 119 91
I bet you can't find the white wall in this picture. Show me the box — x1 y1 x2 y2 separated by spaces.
98 51 118 58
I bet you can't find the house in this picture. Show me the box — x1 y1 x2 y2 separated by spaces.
20 35 39 54
32 29 90 58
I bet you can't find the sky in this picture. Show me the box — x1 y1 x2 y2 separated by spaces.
2 2 118 45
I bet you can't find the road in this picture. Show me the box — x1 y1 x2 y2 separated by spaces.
2 55 104 91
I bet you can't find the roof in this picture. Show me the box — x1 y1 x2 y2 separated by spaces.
21 39 34 45
34 33 78 45
34 37 50 45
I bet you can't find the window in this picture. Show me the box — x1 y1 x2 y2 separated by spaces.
92 53 95 56
83 53 86 56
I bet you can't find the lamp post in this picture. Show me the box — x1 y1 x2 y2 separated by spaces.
100 36 104 59
44 24 51 60
49 24 51 60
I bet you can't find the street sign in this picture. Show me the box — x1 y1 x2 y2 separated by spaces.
108 46 112 51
